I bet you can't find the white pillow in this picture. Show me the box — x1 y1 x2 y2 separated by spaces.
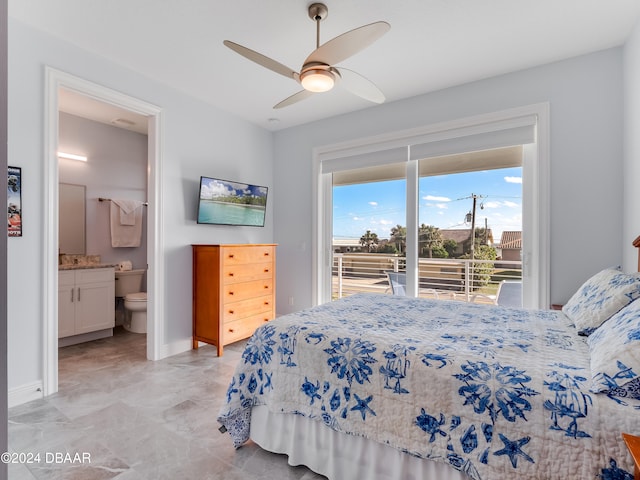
562 267 640 335
588 298 640 395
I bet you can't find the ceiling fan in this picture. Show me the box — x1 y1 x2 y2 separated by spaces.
223 3 390 109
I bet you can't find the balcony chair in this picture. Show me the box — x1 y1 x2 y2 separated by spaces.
386 271 406 296
472 280 522 308
385 271 440 299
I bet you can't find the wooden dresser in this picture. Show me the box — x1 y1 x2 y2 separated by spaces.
192 244 276 356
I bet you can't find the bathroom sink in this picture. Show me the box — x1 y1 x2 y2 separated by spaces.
58 263 116 271
58 254 116 270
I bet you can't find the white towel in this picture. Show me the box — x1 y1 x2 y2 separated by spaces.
110 200 143 247
111 199 143 225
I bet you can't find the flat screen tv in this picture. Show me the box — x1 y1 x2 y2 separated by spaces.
197 176 268 227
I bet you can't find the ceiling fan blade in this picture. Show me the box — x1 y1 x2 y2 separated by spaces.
223 40 299 80
305 21 390 66
273 90 316 109
336 68 385 104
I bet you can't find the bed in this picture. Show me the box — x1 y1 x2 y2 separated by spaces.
217 258 640 479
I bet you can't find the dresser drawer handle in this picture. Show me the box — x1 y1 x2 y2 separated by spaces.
263 318 269 322
228 272 234 277
228 254 234 259
228 328 234 333
229 291 234 295
228 310 234 314
264 285 269 289
264 252 269 256
264 301 270 306
264 269 270 273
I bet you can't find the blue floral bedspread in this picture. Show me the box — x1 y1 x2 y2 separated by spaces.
217 293 639 479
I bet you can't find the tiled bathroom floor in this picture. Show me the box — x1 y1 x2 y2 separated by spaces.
8 327 325 479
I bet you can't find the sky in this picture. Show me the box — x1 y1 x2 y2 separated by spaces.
333 166 522 243
199 177 268 199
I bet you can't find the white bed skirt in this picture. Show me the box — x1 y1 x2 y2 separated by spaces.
250 405 469 480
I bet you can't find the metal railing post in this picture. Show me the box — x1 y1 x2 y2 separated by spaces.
338 256 343 298
464 260 471 301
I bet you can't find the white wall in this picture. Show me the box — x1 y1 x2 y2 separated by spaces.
623 18 640 271
7 19 274 394
59 112 148 272
273 48 625 313
1 0 8 469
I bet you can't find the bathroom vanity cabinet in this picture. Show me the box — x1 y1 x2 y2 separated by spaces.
192 244 276 356
58 267 115 339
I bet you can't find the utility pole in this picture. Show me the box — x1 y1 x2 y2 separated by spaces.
470 194 477 261
465 194 478 261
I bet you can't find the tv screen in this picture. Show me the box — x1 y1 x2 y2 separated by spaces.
197 176 268 227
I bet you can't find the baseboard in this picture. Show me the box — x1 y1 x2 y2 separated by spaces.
58 328 113 348
8 381 44 408
158 338 193 359
158 338 220 359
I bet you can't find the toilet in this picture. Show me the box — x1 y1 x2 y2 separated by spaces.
114 269 147 333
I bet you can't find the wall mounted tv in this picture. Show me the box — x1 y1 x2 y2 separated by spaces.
197 176 268 227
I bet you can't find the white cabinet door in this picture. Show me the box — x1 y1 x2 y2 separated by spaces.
58 271 76 338
58 268 115 338
75 281 115 334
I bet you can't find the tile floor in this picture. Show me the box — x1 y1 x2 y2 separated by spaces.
8 327 325 479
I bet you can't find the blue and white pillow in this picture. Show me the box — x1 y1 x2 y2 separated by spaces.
562 267 640 335
588 298 640 395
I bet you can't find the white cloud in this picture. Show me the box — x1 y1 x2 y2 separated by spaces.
423 195 451 202
368 201 378 206
201 180 234 198
504 176 522 184
481 200 520 209
483 201 501 209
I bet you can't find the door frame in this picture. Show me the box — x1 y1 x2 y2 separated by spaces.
43 67 165 396
312 103 550 309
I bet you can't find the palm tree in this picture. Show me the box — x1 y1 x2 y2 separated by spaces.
390 225 406 254
419 224 443 258
359 230 379 252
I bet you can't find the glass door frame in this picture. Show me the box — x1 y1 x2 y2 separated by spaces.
313 103 550 309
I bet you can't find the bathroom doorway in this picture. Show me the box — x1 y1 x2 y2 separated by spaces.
58 89 149 341
43 68 164 396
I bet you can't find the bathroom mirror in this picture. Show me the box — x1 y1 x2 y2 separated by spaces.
59 183 86 255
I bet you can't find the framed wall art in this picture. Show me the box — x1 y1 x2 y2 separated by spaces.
8 166 21 237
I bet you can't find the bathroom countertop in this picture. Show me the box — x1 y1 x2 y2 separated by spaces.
58 263 118 271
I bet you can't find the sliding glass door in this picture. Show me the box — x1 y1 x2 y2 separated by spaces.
417 147 523 305
331 164 406 299
314 105 549 309
329 148 523 306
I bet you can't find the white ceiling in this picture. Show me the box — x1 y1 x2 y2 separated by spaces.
9 0 640 131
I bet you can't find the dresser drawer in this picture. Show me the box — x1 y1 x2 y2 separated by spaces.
222 295 273 322
222 262 274 284
221 246 275 266
223 314 272 344
223 279 273 302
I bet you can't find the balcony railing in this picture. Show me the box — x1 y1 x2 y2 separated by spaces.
332 253 522 305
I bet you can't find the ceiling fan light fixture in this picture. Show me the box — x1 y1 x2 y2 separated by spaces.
300 68 335 92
